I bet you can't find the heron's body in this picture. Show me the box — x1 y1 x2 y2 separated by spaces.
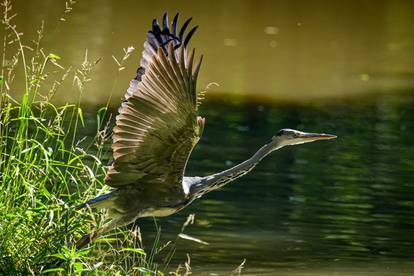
76 13 336 248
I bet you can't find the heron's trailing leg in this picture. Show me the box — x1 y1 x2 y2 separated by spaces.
76 220 111 249
76 213 136 249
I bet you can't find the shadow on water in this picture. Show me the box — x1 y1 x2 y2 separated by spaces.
79 92 414 274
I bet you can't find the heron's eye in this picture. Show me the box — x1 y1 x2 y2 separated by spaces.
276 130 285 136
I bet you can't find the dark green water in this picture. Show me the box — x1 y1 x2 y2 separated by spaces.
114 93 414 275
4 0 414 274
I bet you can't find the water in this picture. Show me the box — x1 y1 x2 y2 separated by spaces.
122 93 414 275
4 0 414 274
5 0 414 104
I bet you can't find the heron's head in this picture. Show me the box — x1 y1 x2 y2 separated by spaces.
272 128 336 148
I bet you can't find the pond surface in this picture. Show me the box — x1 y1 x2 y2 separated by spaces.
110 92 414 275
6 0 414 104
4 0 414 274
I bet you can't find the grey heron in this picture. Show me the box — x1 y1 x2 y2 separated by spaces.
76 13 336 248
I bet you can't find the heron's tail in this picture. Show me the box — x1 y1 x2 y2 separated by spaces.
75 192 113 210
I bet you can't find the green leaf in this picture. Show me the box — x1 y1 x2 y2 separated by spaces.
76 248 91 256
78 107 85 127
42 268 65 273
137 267 154 275
121 247 147 255
74 262 83 273
96 237 118 243
48 53 61 60
51 253 66 260
96 106 107 130
21 92 28 107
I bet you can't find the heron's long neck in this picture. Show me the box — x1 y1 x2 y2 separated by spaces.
189 140 278 198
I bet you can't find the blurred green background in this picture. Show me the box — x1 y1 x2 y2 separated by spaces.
7 0 414 104
3 0 414 275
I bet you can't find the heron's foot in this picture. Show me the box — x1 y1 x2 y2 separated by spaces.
76 233 93 250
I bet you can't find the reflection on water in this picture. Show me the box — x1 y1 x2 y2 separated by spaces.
5 0 414 104
118 93 414 275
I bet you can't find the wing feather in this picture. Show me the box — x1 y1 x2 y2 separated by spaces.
106 14 204 190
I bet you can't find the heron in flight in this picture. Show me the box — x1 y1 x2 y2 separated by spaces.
76 13 336 248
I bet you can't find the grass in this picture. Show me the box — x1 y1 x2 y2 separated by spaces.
0 1 198 275
0 2 249 275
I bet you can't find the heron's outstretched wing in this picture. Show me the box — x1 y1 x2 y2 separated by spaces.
106 14 204 190
125 13 198 100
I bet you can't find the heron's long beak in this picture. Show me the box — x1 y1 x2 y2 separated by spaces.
298 132 337 141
